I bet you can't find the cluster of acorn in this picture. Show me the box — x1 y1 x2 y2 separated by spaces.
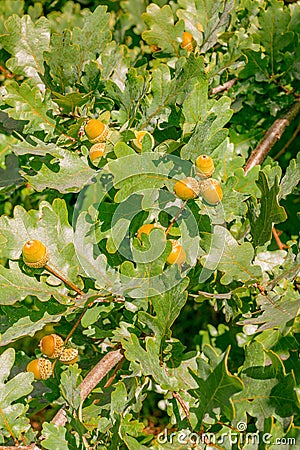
174 154 223 205
135 155 222 266
136 223 186 266
27 334 78 380
85 118 155 164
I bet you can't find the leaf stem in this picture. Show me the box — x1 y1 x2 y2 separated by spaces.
44 264 84 296
165 200 188 236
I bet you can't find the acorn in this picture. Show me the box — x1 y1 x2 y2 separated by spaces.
174 177 200 200
22 240 48 268
136 223 164 240
39 334 64 358
132 130 154 152
180 31 194 52
26 358 53 380
59 348 79 365
199 178 223 205
85 119 109 143
195 154 214 178
166 240 186 265
89 143 106 164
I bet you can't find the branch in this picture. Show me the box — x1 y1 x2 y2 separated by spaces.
244 100 300 175
51 348 124 427
0 447 40 450
211 78 237 95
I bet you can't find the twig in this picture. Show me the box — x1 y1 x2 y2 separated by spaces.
172 391 190 422
211 78 237 95
44 264 84 296
244 100 300 175
104 357 125 388
272 226 288 250
0 447 40 450
165 200 188 236
51 348 124 427
273 123 300 160
0 407 19 446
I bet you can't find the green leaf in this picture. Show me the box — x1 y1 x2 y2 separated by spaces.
234 342 300 430
189 347 243 426
181 96 232 161
106 68 146 125
1 81 57 135
0 14 50 82
0 348 33 440
201 225 262 285
138 279 188 339
279 151 300 199
120 0 146 34
12 138 94 193
60 365 81 410
239 286 300 333
0 153 23 187
0 311 64 346
72 5 111 63
177 0 234 53
142 4 184 56
41 422 69 450
140 55 206 128
44 31 82 90
251 172 287 247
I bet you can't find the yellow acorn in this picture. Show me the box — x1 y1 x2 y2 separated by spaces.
132 130 155 152
195 154 215 178
136 223 164 240
27 358 53 380
174 177 200 200
89 143 106 164
85 119 109 143
22 240 48 268
39 334 64 358
59 348 79 365
166 240 186 265
199 178 223 205
180 31 194 52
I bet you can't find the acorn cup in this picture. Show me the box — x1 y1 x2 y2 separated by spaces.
59 348 79 365
27 358 53 380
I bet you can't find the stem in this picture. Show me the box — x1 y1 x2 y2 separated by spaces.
273 123 300 160
244 100 300 175
272 226 288 250
165 200 188 236
44 264 84 296
172 391 191 423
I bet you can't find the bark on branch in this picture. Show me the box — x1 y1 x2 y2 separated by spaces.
51 348 124 427
244 99 300 175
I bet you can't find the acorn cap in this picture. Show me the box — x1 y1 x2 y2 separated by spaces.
89 143 106 163
22 240 48 268
59 348 79 365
